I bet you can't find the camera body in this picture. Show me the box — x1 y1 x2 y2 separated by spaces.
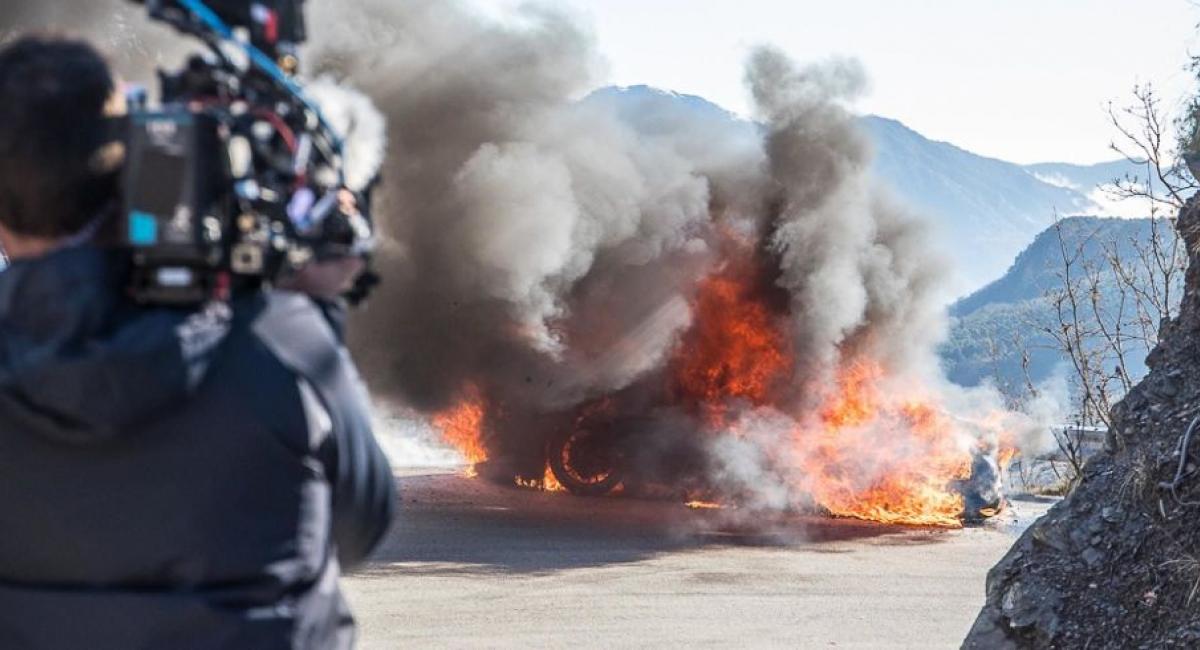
123 109 225 303
122 0 371 305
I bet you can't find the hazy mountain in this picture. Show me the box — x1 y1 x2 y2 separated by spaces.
589 85 1146 295
861 117 1145 293
942 216 1180 391
1024 159 1164 219
1024 160 1142 195
586 85 757 139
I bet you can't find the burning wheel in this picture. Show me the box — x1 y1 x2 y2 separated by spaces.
547 425 624 497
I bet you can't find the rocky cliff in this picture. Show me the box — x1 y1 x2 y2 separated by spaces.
965 198 1200 647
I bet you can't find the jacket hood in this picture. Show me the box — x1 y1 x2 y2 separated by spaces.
0 247 230 445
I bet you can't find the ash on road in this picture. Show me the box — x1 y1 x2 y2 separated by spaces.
344 470 1051 649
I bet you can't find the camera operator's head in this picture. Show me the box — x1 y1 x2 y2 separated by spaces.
0 35 124 260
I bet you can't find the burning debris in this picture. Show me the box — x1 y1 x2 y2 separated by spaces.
319 1 1043 529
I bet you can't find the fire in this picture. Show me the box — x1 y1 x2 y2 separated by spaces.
685 500 724 510
427 235 1012 529
820 361 885 428
997 447 1019 470
670 241 791 422
793 360 975 528
515 464 566 492
432 385 488 473
543 464 565 492
664 238 980 527
664 239 987 528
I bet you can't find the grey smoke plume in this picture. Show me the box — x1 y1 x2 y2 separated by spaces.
310 1 723 419
744 49 948 391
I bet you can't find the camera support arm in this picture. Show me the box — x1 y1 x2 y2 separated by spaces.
134 0 344 184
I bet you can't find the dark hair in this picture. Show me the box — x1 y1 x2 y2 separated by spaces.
0 35 118 238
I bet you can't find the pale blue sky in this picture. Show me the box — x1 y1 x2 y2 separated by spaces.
472 0 1200 165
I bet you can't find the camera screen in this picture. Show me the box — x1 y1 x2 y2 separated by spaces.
130 147 188 218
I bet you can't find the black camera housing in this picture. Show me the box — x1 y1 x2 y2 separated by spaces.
122 110 227 304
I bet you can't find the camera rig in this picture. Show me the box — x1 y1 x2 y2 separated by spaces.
121 0 375 305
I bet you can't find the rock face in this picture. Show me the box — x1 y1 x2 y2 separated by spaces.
964 198 1200 648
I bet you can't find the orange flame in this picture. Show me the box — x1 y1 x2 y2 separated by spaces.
664 235 987 528
685 500 724 510
543 464 565 492
670 245 791 423
432 385 488 472
791 360 975 528
515 464 566 492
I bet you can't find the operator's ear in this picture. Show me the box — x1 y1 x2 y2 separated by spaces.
104 78 129 117
90 79 129 176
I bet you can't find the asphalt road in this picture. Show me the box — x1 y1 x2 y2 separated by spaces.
343 469 1051 649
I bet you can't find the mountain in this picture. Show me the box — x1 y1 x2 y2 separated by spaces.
941 216 1180 391
1024 160 1142 195
586 85 756 138
862 117 1135 293
588 85 1147 295
1024 159 1164 219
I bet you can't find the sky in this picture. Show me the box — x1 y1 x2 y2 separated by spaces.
472 0 1200 165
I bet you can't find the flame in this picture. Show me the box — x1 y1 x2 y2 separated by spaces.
670 242 791 423
432 385 488 472
820 361 885 428
543 464 565 492
685 500 724 510
662 234 987 528
663 237 991 528
515 464 566 492
791 360 974 528
997 447 1019 470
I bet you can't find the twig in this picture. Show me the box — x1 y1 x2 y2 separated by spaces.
1159 414 1200 506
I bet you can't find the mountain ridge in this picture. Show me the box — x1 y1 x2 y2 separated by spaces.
589 85 1146 295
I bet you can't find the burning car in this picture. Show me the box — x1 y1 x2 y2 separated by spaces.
438 240 1013 528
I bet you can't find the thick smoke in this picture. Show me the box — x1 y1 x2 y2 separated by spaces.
317 2 951 422
309 1 724 417
748 49 948 389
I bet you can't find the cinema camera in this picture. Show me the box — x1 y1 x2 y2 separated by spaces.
121 0 375 304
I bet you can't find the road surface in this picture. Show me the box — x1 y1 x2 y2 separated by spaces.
343 469 1051 649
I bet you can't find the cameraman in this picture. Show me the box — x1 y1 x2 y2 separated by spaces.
0 35 395 649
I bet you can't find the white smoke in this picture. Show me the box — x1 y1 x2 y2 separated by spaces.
306 78 388 193
372 408 464 469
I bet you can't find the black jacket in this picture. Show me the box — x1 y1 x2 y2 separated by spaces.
0 247 395 649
